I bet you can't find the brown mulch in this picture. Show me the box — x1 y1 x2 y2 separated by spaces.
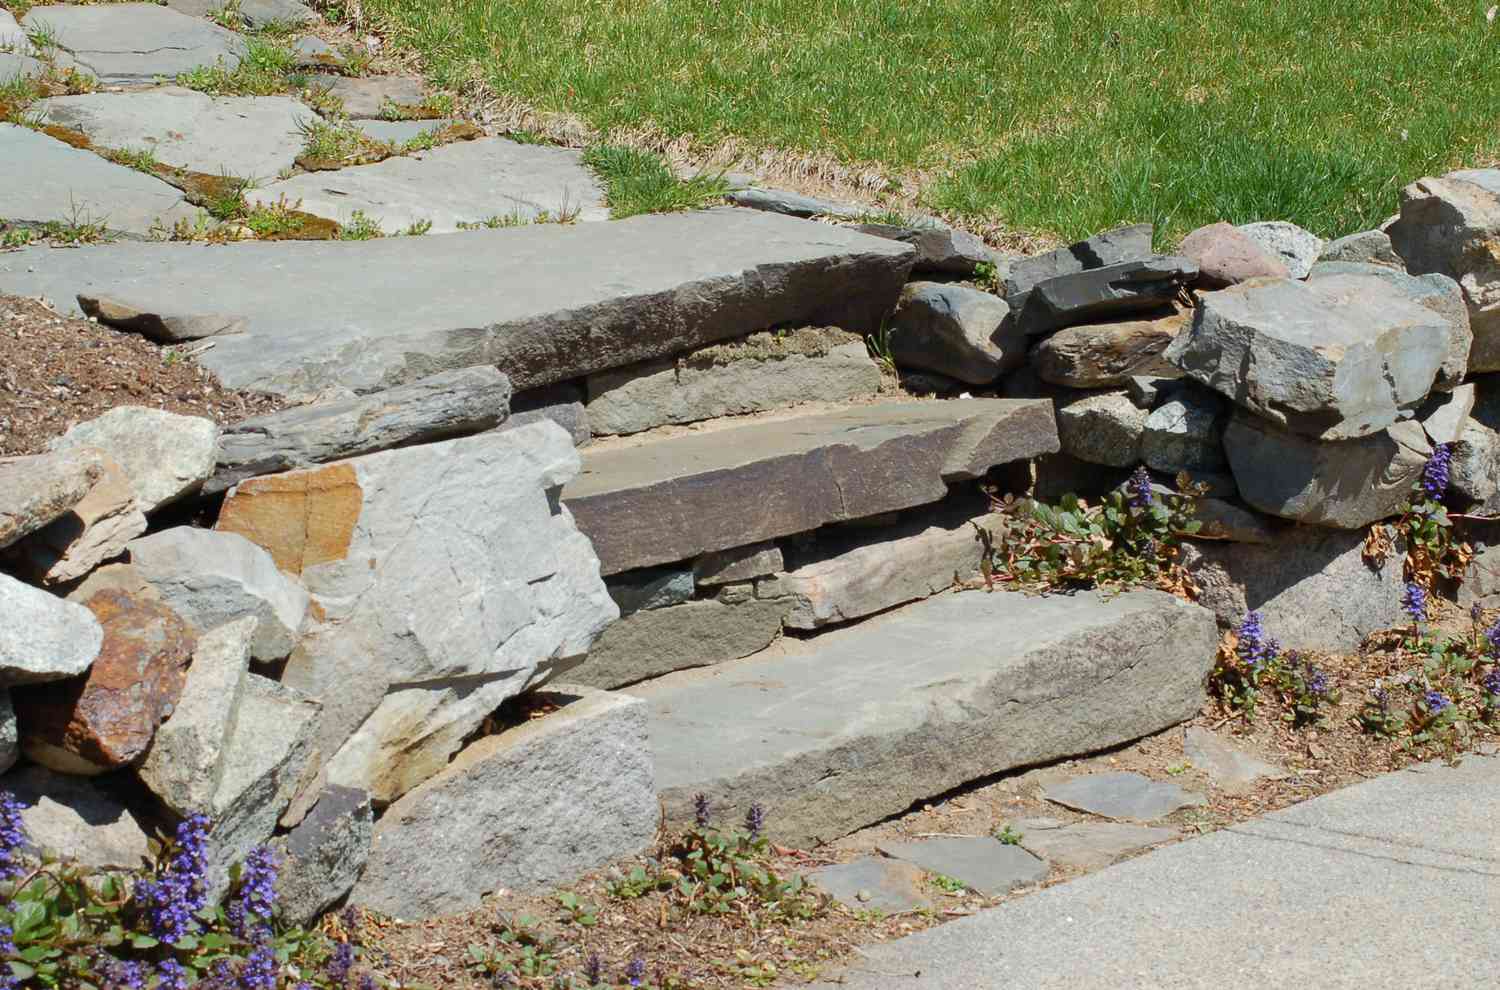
0 293 284 457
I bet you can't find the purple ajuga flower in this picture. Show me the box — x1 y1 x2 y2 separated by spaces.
1484 669 1500 697
1424 690 1451 713
1126 466 1154 509
156 959 190 990
357 974 378 990
234 846 280 941
625 958 646 988
1305 664 1330 697
326 941 355 984
1235 611 1278 671
744 803 765 839
1421 443 1453 499
1486 620 1500 659
0 792 28 883
693 793 711 829
0 921 15 956
1402 583 1428 624
1472 602 1485 625
108 960 146 990
136 814 211 945
583 952 603 986
239 945 278 990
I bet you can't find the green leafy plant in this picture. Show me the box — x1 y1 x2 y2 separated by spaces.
338 210 385 240
554 891 599 928
993 824 1024 845
928 874 967 894
582 145 729 219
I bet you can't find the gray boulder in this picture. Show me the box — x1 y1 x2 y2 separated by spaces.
1236 221 1325 279
0 571 102 686
6 766 151 871
1165 275 1451 440
888 282 1022 384
1056 391 1148 468
1317 230 1403 269
1142 391 1228 474
850 222 992 275
1032 309 1188 388
1021 257 1198 335
1003 224 1154 314
48 407 219 512
272 785 372 926
1177 222 1289 287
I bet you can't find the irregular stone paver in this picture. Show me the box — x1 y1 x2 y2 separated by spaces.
811 857 933 914
636 589 1218 846
291 35 342 70
353 118 459 144
166 0 318 29
1 123 195 236
565 398 1058 574
311 74 426 118
1014 819 1177 870
878 837 1048 896
1043 771 1206 821
39 88 316 180
22 4 247 84
0 52 45 81
0 208 914 397
1183 727 1288 792
247 136 609 232
0 448 105 550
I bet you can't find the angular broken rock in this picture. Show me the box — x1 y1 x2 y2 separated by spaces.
8 455 147 585
0 571 103 686
1183 727 1287 793
1032 308 1187 388
724 187 872 219
850 222 993 275
1141 391 1228 474
218 424 617 806
569 598 790 689
136 617 254 815
0 447 105 549
7 765 151 871
1022 256 1198 335
1317 229 1404 269
1415 382 1475 447
207 367 513 494
889 281 1022 384
564 398 1059 575
352 686 657 919
78 294 246 345
1043 771 1205 821
1016 820 1176 871
694 542 785 586
1165 276 1451 440
20 4 247 84
1003 224 1154 314
48 407 219 512
15 588 194 774
877 836 1047 896
1055 391 1148 468
1223 413 1429 528
1177 222 1290 288
272 785 372 926
1236 221 1325 279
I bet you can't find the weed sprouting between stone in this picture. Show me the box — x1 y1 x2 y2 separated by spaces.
581 145 729 220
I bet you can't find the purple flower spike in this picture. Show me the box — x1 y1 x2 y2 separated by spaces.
1401 583 1428 624
1126 466 1154 509
136 813 211 945
625 958 646 988
234 845 280 942
1424 690 1451 713
1235 611 1278 671
0 792 28 883
693 793 711 829
1421 443 1453 498
744 803 766 839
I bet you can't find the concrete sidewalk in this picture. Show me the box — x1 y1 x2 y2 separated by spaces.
812 754 1500 989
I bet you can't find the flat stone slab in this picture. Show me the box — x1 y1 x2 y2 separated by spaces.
22 4 247 84
811 857 933 914
878 837 1047 896
39 88 315 180
1015 820 1177 870
0 208 914 397
247 137 610 233
311 74 427 119
564 398 1058 574
353 118 460 144
1 124 194 236
634 588 1218 846
0 52 46 81
1043 772 1206 821
1183 727 1288 792
569 596 791 689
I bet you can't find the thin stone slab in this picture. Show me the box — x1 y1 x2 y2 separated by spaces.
725 187 872 219
0 448 105 550
1043 771 1206 821
694 542 784 586
0 208 914 397
1003 224 1154 314
22 4 246 84
39 88 315 180
1014 820 1176 871
1183 727 1288 792
247 137 610 233
353 118 459 144
878 837 1047 896
564 398 1058 574
1032 309 1187 388
10 455 147 584
850 222 992 275
312 74 426 118
635 588 1218 846
569 597 790 689
1023 256 1198 334
1 124 195 236
811 857 933 914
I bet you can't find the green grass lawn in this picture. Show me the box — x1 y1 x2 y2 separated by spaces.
357 0 1500 244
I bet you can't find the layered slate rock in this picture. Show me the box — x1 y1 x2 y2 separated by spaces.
570 598 791 689
1 124 194 236
694 542 784 586
1236 221 1324 279
272 785 373 926
8 456 147 585
7 765 151 870
48 407 218 512
725 187 872 219
564 398 1059 574
638 588 1218 846
888 282 1022 384
850 222 992 275
39 88 314 180
1031 309 1187 388
1043 772 1204 820
1177 222 1289 288
207 367 513 493
1165 276 1451 440
0 209 915 397
16 588 194 775
0 573 103 686
1223 414 1429 528
0 448 105 549
126 528 309 663
247 137 611 233
217 424 617 805
1015 820 1176 871
586 329 880 436
21 4 247 83
352 686 657 919
1021 257 1198 335
1003 224 1153 314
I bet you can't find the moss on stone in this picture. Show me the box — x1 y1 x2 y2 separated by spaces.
687 326 861 368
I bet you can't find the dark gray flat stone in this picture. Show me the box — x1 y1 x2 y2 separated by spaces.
811 857 933 914
725 186 872 219
0 208 914 397
23 4 246 84
1023 256 1198 334
1044 771 1205 821
879 836 1047 896
1015 820 1176 870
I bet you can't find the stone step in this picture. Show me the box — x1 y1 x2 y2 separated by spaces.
562 397 1058 575
0 208 913 398
631 588 1217 847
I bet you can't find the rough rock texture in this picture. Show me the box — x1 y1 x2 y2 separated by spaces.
878 837 1047 896
850 222 992 275
20 4 247 83
569 598 790 689
1223 414 1429 528
564 398 1059 574
135 617 254 815
1236 221 1325 278
16 588 194 774
1003 224 1154 314
1043 772 1204 820
1416 383 1475 446
505 384 590 446
1317 230 1403 269
312 75 426 119
724 187 871 219
1141 392 1228 474
606 567 695 616
352 687 657 919
1021 257 1197 334
0 209 915 397
694 542 785 586
218 425 617 806
48 407 219 512
1015 819 1176 871
639 589 1218 846
1 123 194 236
888 282 1021 384
39 89 314 179
79 294 246 344
1183 727 1287 792
1032 309 1187 388
0 692 16 774
810 857 933 914
1177 222 1290 287
248 138 611 232
273 785 373 926
8 455 146 585
207 367 512 494
6 765 151 870
1452 420 1500 506
586 331 880 436
0 447 105 549
0 572 104 686
1388 169 1500 360
1165 276 1451 440
1184 526 1405 651
1055 391 1148 468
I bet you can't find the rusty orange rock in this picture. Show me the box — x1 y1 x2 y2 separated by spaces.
215 463 361 575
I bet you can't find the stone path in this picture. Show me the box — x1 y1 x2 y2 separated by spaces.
811 754 1500 989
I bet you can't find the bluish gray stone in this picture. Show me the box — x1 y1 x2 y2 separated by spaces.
878 837 1048 896
1022 256 1198 334
889 282 1021 384
22 4 247 84
811 857 933 914
1043 771 1205 821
